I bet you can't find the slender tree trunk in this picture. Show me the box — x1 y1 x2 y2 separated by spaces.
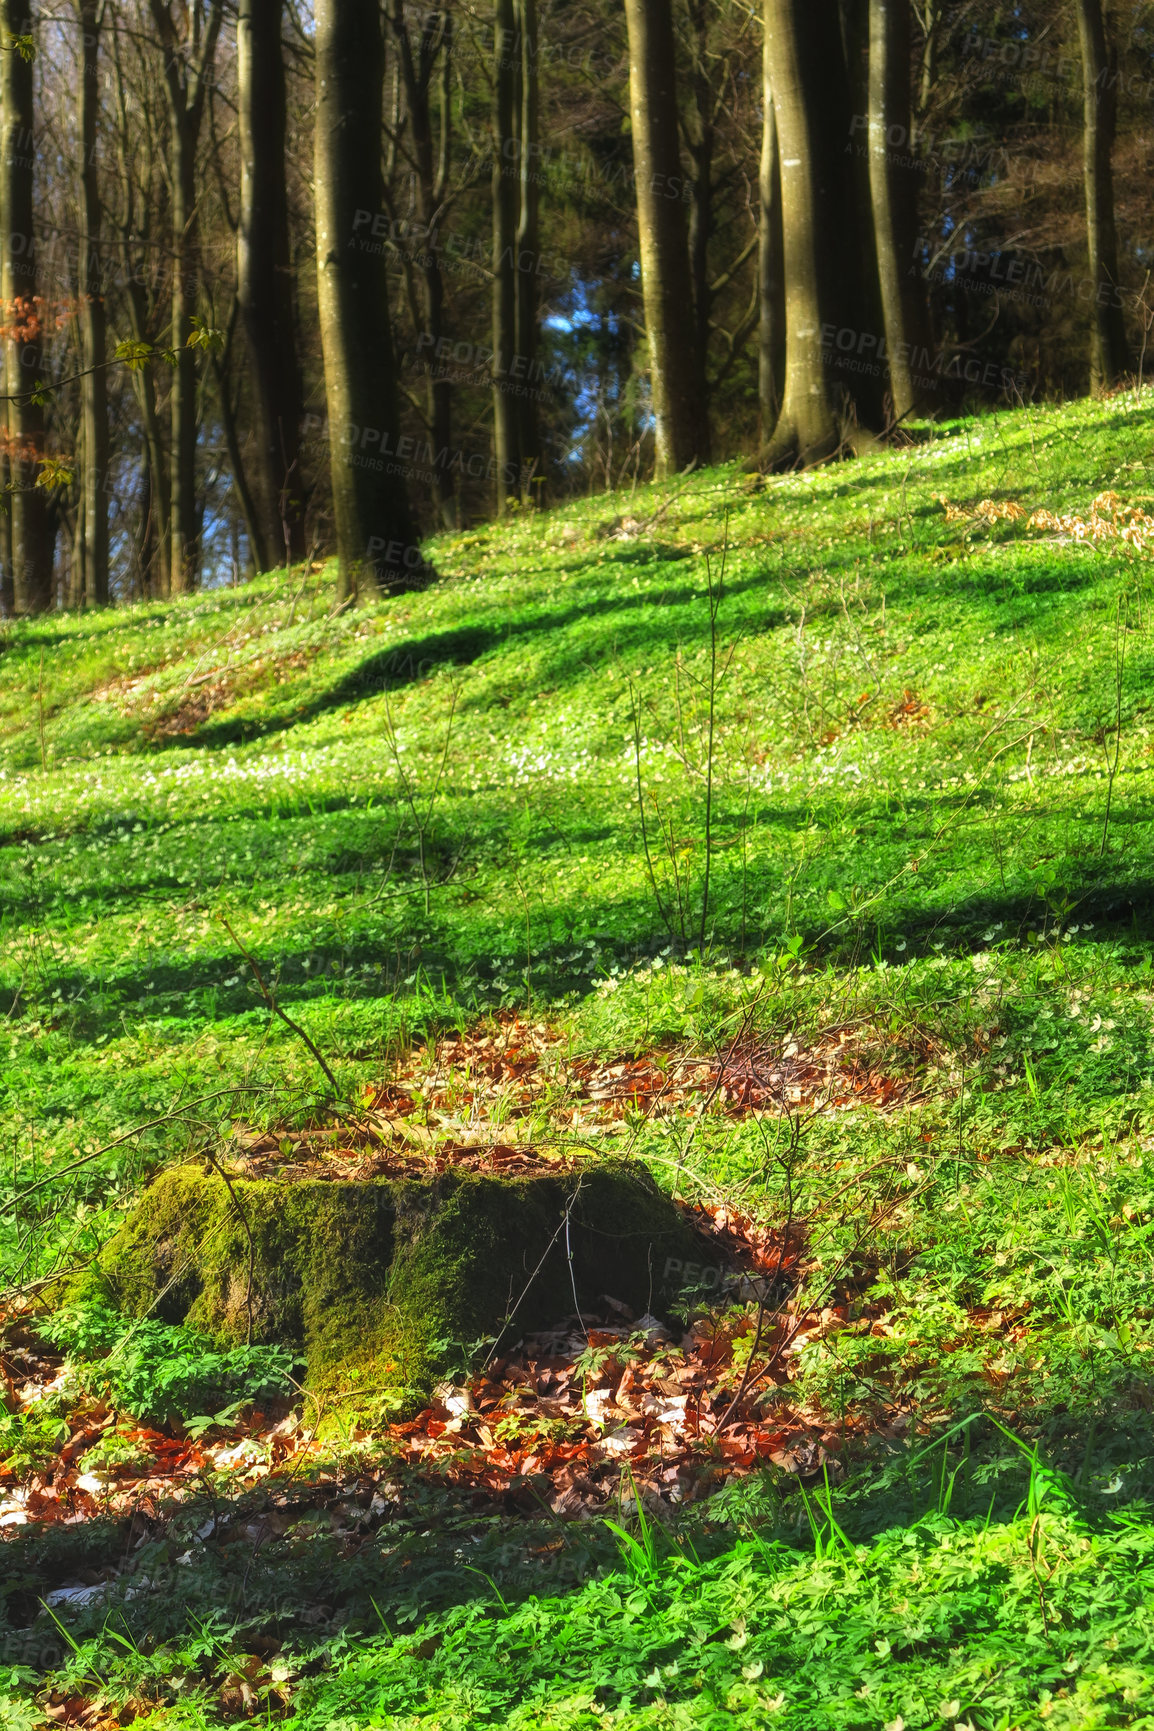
71 484 84 608
762 0 884 467
168 124 197 591
135 452 158 598
492 0 520 511
1 0 54 613
213 299 266 577
112 30 170 594
78 0 109 605
428 14 455 526
868 0 934 422
388 0 457 528
148 0 223 594
315 0 424 600
514 0 540 498
624 0 708 477
757 37 785 442
838 0 888 431
126 279 171 597
237 0 306 569
1074 0 1128 391
425 279 456 527
761 0 841 466
685 0 714 437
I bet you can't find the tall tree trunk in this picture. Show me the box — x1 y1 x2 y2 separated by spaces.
213 299 266 578
757 37 785 442
868 0 934 422
685 0 714 437
315 0 424 600
388 0 457 528
126 280 171 597
78 0 109 605
1074 0 1128 392
624 0 708 477
838 0 888 431
237 0 306 569
762 0 884 468
514 0 540 499
135 450 158 598
429 11 455 525
492 0 520 512
112 29 170 595
147 0 223 594
169 122 197 590
1 0 55 613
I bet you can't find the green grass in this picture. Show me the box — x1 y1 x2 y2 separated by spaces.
6 389 1154 1725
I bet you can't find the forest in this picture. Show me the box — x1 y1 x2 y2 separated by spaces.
0 0 1148 607
3 1 1154 1729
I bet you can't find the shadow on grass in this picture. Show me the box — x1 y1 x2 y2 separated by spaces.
5 829 1154 1048
152 577 787 753
3 1390 1154 1676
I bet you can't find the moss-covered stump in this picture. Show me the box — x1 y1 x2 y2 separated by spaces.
91 1161 708 1397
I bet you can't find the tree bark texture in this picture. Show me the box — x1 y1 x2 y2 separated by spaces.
315 0 424 601
148 0 223 593
514 0 541 498
867 0 934 422
111 26 170 596
762 0 885 467
624 0 708 478
79 0 110 605
1074 0 1129 391
685 0 714 443
1 0 55 613
238 0 306 569
389 0 458 528
757 39 785 441
492 0 520 512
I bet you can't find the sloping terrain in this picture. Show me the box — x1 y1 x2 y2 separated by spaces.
4 393 1154 1727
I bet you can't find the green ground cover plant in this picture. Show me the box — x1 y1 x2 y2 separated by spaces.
5 391 1154 1725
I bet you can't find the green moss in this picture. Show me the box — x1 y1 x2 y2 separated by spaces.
94 1159 706 1397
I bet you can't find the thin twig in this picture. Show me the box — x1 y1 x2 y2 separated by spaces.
218 915 339 1093
565 1200 588 1341
13 1087 269 1202
481 1177 586 1370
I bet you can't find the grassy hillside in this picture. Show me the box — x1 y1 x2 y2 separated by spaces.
4 391 1154 1727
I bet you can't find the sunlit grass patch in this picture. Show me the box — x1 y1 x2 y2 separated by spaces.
4 391 1154 1722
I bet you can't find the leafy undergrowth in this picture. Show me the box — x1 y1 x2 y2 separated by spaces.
8 392 1154 1723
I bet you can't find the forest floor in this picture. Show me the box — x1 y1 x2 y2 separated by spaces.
4 391 1154 1726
